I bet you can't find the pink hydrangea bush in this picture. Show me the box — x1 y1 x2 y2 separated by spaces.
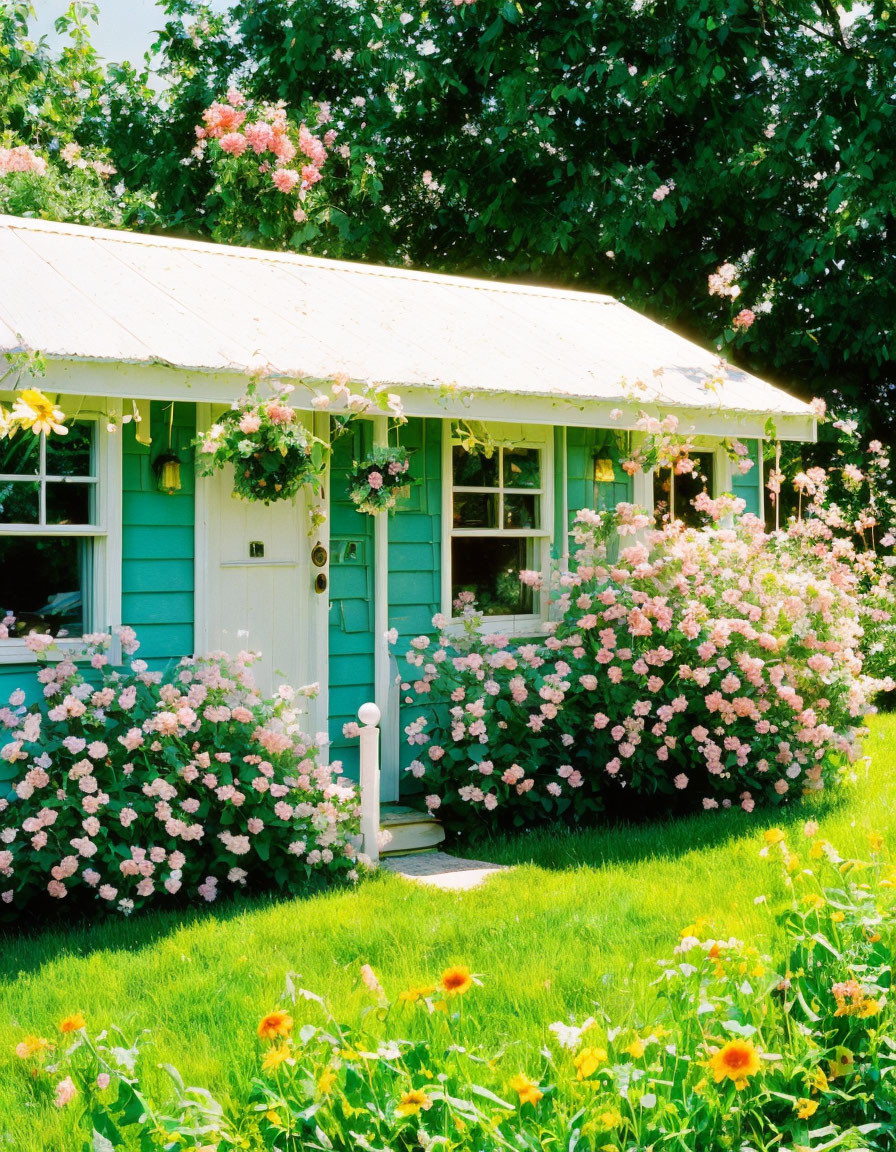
398 504 889 830
0 630 363 918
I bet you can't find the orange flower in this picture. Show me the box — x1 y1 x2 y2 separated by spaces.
440 966 473 995
509 1074 543 1107
257 1010 293 1041
708 1039 761 1089
796 1097 818 1119
58 1013 85 1034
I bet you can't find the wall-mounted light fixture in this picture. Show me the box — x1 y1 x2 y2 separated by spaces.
152 402 181 494
153 451 182 495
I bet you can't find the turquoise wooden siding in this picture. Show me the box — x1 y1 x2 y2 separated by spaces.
730 439 761 517
388 418 442 782
328 421 376 777
121 402 195 667
564 427 633 554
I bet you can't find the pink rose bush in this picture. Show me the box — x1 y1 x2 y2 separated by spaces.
396 504 890 830
191 88 337 249
0 630 362 918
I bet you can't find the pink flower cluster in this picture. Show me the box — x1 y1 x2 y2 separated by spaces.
0 145 47 176
0 631 363 918
196 89 335 199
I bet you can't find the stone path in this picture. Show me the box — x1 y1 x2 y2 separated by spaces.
380 851 508 891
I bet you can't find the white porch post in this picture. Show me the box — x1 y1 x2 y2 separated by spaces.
358 701 381 862
310 411 331 744
373 415 399 802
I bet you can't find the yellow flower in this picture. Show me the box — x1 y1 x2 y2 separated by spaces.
317 1067 337 1094
598 1108 624 1128
807 1066 829 1095
625 1040 646 1059
858 998 881 1019
396 1088 431 1117
827 1046 855 1080
399 985 436 1003
440 966 473 996
58 1013 85 1034
12 389 67 437
796 1097 818 1120
764 828 786 844
261 1043 292 1073
509 1074 543 1108
257 1010 293 1041
574 1047 607 1080
265 1109 282 1126
830 910 845 923
14 1035 50 1059
708 1039 761 1089
869 830 885 853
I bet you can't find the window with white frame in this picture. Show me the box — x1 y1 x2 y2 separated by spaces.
445 424 551 622
0 404 115 649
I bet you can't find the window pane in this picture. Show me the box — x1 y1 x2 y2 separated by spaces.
453 492 498 529
452 445 498 488
45 421 95 477
47 481 94 526
0 537 88 637
503 446 540 489
503 493 538 529
653 453 714 528
451 536 536 616
0 433 40 476
0 480 39 524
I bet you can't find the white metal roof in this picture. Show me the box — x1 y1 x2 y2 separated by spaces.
0 214 813 428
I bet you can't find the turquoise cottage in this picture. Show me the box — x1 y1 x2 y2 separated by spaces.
0 216 816 835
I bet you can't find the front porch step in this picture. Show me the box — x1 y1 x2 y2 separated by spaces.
379 804 446 856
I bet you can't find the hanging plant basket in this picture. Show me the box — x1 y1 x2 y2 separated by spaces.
195 383 327 505
348 446 412 515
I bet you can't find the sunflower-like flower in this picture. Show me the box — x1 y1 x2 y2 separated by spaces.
58 1013 86 1034
440 965 473 995
257 1010 293 1041
708 1038 761 1089
11 389 68 437
261 1042 292 1073
396 1088 431 1117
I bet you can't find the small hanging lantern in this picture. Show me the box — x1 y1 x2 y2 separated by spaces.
153 450 182 494
153 402 181 494
593 457 615 484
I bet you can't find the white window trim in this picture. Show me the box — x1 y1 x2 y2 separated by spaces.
0 395 122 664
638 435 738 524
441 419 553 635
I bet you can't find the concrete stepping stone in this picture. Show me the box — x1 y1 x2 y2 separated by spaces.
380 851 507 891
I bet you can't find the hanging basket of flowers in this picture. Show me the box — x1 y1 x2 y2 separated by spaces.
195 382 327 504
348 446 412 514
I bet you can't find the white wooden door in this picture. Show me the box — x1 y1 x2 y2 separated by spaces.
198 467 327 734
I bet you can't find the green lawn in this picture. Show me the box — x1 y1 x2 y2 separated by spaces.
3 715 895 1150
